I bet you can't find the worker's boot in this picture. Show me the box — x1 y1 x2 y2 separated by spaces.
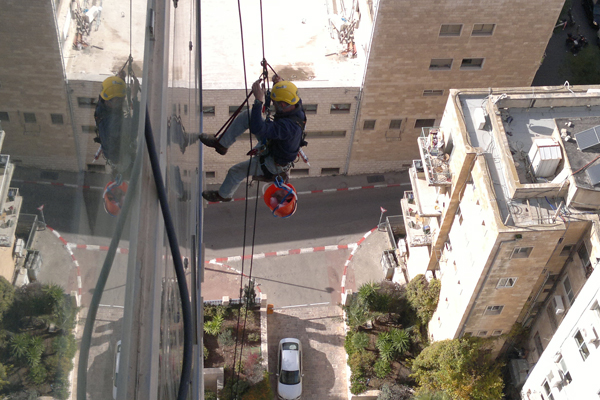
199 134 228 155
202 190 232 202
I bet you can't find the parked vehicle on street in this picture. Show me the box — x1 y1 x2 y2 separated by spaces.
583 0 600 29
277 338 303 400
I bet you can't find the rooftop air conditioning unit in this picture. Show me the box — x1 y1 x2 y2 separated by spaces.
554 296 565 315
582 324 599 344
528 139 562 178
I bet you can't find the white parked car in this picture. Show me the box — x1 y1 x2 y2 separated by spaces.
276 338 303 400
113 340 121 399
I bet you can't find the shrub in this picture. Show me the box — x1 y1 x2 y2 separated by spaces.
390 328 410 354
243 279 257 308
244 352 265 385
344 295 373 331
350 371 368 395
218 329 235 347
0 277 15 323
351 332 370 351
374 358 391 379
345 331 357 356
204 314 224 336
406 275 441 324
203 346 209 360
238 305 256 325
357 281 380 309
10 332 30 360
348 350 376 375
242 372 273 400
221 378 250 400
28 363 47 385
0 362 9 391
377 383 414 400
247 332 260 342
204 389 217 400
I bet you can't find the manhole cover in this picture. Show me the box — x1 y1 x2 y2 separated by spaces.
367 175 385 183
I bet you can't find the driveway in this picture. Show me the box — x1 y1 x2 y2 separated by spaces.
268 305 348 400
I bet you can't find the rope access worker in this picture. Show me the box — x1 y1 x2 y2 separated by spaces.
200 78 306 202
94 73 140 178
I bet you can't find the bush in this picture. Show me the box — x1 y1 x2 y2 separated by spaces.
203 346 209 360
345 331 357 356
377 383 413 400
348 350 376 375
242 372 273 400
244 353 265 385
406 275 441 324
204 389 217 400
218 329 235 347
221 378 250 400
28 363 47 385
204 314 224 336
351 332 370 351
390 328 410 354
350 371 368 395
0 277 15 323
247 332 260 342
374 358 391 379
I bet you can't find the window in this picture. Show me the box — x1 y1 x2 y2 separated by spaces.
0 112 9 122
574 330 590 361
477 330 488 337
389 119 402 129
542 380 555 400
87 163 106 172
77 97 98 107
228 105 240 115
183 104 188 115
511 247 533 259
578 243 591 268
492 330 503 336
202 106 215 116
205 171 216 178
23 113 37 123
415 119 436 128
463 332 473 337
363 120 376 130
484 305 504 315
534 332 544 355
50 113 64 124
546 304 558 331
558 358 572 385
290 168 309 176
330 103 351 114
497 277 517 288
81 125 97 133
429 58 453 70
303 104 318 114
321 168 340 175
439 24 462 36
305 131 346 138
423 90 444 96
560 245 574 256
472 23 495 36
460 58 485 70
563 276 574 304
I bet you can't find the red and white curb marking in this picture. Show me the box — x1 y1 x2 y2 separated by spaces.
341 228 376 294
205 244 356 264
66 243 129 254
206 182 410 204
47 227 82 301
11 179 104 191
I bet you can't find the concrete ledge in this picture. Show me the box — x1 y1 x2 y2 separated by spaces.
350 390 380 400
260 294 268 369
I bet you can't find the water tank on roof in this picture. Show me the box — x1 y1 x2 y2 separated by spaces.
527 138 562 178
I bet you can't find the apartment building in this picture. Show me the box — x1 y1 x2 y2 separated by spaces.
397 86 600 355
0 0 564 179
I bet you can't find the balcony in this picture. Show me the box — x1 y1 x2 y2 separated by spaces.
418 128 452 186
400 192 436 247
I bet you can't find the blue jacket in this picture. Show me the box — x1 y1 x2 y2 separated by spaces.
249 99 306 165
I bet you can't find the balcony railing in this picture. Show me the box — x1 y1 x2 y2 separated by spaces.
418 128 452 186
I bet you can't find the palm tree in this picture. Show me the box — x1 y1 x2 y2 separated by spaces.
390 328 410 354
376 332 395 361
357 281 380 309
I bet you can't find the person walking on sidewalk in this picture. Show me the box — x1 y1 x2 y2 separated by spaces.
200 78 306 202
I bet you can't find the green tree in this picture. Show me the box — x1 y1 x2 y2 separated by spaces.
357 281 380 309
411 338 504 400
411 391 452 400
0 276 15 323
406 275 441 324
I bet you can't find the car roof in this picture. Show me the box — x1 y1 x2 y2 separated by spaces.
281 348 300 370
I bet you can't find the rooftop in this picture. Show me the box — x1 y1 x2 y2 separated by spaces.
62 0 370 88
458 89 600 226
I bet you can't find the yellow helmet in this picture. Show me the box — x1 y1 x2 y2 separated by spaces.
100 76 126 100
270 81 299 105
